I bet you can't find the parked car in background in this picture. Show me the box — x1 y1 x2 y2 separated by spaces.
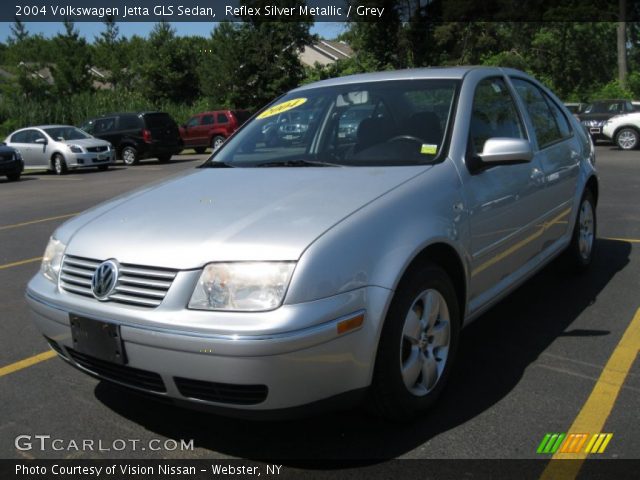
563 102 587 116
0 142 24 181
81 112 182 165
5 126 114 175
578 99 635 142
179 110 251 153
261 109 316 147
602 111 640 150
27 67 598 420
632 101 640 112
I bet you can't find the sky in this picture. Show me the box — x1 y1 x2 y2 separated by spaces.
0 21 346 42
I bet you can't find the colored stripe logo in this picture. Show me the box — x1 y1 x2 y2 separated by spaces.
537 433 613 454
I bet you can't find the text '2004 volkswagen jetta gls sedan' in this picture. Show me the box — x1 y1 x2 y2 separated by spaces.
26 67 598 420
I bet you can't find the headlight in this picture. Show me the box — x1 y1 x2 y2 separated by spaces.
188 262 295 311
14 151 22 160
69 145 83 153
41 237 66 283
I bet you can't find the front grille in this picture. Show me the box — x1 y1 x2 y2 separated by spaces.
174 377 268 405
60 255 177 308
86 146 108 153
67 348 166 392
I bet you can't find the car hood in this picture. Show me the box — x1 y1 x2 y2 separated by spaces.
61 138 110 148
59 166 428 269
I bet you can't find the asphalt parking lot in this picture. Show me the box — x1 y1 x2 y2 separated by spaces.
0 147 638 464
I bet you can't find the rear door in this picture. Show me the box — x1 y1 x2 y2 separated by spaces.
216 112 231 136
8 130 35 167
509 78 580 248
199 114 215 145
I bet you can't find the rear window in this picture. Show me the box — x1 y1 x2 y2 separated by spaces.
118 115 142 130
143 113 177 129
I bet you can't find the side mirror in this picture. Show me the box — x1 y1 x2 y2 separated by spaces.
35 138 47 145
478 138 533 165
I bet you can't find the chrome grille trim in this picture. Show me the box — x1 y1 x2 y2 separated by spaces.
59 255 177 308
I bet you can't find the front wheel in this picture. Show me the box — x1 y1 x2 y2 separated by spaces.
615 128 639 150
52 154 67 175
370 262 460 421
7 172 20 181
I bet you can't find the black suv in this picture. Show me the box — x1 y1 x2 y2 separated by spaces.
0 142 24 182
578 99 635 141
80 112 183 165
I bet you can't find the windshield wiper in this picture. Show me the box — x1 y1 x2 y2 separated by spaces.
254 159 339 168
201 161 234 168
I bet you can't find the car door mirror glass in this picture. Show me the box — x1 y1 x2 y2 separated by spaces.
478 138 533 164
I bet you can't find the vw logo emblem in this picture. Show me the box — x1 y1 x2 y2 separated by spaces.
91 260 118 300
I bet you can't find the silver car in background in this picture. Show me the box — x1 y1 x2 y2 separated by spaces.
26 67 598 420
5 125 115 175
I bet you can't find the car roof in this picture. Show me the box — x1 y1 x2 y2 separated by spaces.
291 66 527 92
88 112 167 119
15 125 75 131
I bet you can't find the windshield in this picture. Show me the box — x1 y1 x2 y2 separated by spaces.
206 79 458 167
44 127 92 141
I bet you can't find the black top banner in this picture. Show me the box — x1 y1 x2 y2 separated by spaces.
3 0 640 23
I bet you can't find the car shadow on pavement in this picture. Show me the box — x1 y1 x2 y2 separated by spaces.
94 238 631 465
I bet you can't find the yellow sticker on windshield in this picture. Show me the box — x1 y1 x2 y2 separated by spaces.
257 98 308 120
421 144 438 155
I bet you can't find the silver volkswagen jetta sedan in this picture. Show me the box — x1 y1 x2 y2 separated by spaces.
26 67 598 419
5 125 114 175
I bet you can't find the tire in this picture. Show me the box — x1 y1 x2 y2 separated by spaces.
121 146 139 166
615 128 639 150
370 262 461 421
211 136 225 150
52 154 67 175
193 147 206 154
157 155 171 163
564 189 597 272
97 165 109 171
7 172 20 182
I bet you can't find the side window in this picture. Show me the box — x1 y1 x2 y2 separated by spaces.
118 115 141 130
28 130 46 144
11 131 28 143
202 115 214 125
186 116 200 127
470 77 525 154
511 78 569 148
94 118 116 134
217 113 229 124
81 122 94 134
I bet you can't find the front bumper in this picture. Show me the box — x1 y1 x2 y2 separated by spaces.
67 151 115 169
26 273 390 412
0 159 23 175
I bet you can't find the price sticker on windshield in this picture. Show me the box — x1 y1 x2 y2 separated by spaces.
421 144 438 155
257 98 308 119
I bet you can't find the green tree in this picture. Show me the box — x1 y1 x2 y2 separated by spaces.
134 22 201 104
93 18 131 89
51 21 93 97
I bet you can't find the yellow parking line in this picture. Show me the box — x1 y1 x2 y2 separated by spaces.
602 237 640 243
0 212 78 231
540 307 640 479
0 256 42 270
0 350 56 378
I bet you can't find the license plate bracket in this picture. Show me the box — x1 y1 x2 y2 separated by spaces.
70 315 127 365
